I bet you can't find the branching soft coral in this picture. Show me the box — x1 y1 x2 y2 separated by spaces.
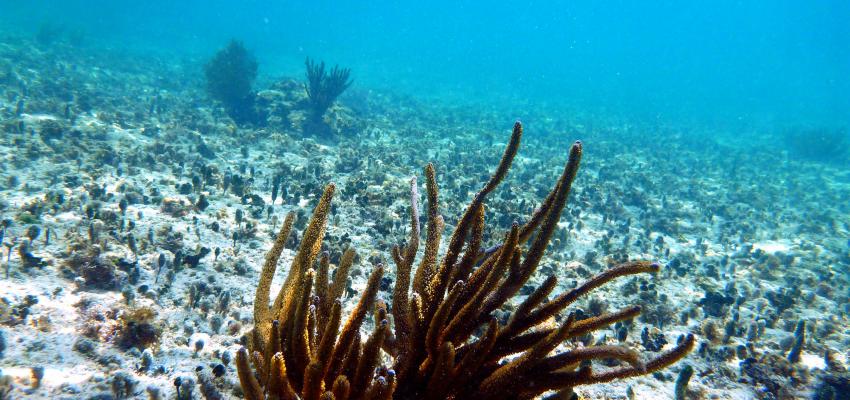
303 57 352 138
237 122 694 399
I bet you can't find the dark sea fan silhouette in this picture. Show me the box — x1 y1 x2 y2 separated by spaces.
235 122 694 399
204 39 260 125
303 57 353 138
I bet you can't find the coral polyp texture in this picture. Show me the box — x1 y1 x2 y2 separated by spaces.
237 122 695 399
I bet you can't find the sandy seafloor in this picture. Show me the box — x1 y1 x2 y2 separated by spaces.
1 37 849 400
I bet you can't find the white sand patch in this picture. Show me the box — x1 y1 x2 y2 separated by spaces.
752 240 790 254
801 353 827 370
2 365 91 387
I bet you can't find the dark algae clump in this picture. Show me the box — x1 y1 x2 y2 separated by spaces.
204 39 261 125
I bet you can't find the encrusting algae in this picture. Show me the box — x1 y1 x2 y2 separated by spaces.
236 122 695 400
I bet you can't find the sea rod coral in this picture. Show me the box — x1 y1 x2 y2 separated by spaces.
236 122 695 399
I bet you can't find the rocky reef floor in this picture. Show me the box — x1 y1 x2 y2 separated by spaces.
1 36 849 399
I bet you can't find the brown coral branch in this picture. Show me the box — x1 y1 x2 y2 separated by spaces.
273 184 335 322
452 318 499 384
316 300 343 375
392 177 421 358
327 248 357 313
252 351 268 388
474 313 576 399
425 122 522 327
424 341 456 399
351 320 389 398
501 261 657 340
492 306 643 360
412 164 441 302
315 252 331 333
236 347 264 400
518 140 582 278
287 269 316 389
512 275 557 325
340 332 362 388
425 280 464 360
325 265 384 386
446 203 486 286
264 320 282 383
331 375 351 400
528 334 696 390
534 345 644 375
235 121 693 400
254 212 296 337
584 333 696 383
302 361 324 400
268 352 298 400
442 225 519 344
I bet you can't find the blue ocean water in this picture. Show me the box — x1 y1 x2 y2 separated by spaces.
2 1 848 130
1 2 850 399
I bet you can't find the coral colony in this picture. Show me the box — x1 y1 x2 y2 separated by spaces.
0 30 847 400
235 122 694 399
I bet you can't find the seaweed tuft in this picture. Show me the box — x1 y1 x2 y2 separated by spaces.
115 307 161 350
